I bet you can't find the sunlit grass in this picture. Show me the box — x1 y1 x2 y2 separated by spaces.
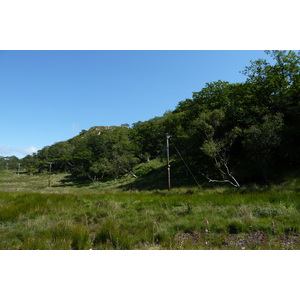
0 171 299 250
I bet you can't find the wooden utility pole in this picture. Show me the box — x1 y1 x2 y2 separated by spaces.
48 162 54 187
166 134 171 191
17 163 21 176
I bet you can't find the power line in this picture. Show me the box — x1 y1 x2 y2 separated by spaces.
170 138 202 190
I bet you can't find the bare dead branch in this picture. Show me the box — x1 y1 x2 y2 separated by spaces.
201 171 240 188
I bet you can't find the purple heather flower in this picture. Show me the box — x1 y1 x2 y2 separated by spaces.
206 220 209 225
205 241 208 245
271 221 275 227
154 221 157 225
205 229 209 233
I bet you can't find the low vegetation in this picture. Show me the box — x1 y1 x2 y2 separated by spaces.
1 171 299 250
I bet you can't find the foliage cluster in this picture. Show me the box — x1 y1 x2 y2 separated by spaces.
0 156 20 172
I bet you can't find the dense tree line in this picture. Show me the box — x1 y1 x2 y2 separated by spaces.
20 51 300 186
0 156 20 172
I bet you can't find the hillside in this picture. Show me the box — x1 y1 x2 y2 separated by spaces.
13 50 300 190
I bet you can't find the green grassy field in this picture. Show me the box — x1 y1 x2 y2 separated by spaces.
0 170 299 249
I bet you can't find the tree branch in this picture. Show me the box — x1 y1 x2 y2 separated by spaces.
201 171 240 188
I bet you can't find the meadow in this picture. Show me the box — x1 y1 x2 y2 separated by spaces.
0 170 299 250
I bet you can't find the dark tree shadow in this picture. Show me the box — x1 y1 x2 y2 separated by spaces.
52 174 92 188
119 162 203 191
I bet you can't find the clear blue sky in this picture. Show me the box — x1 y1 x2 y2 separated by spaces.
0 50 271 158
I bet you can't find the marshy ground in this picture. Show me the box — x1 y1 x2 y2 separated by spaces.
0 170 299 250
